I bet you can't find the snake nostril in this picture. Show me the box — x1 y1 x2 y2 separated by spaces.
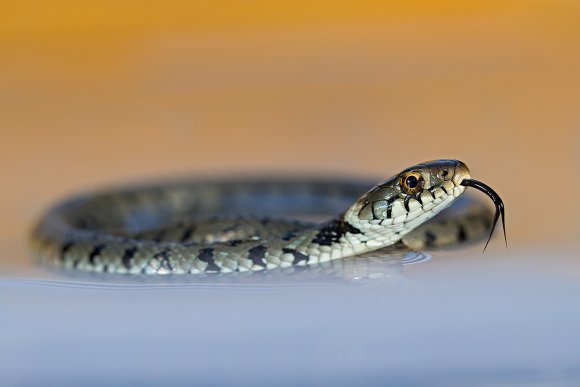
437 169 449 180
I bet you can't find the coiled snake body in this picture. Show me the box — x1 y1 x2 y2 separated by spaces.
31 160 505 275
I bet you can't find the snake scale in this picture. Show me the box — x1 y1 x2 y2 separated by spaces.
30 160 506 275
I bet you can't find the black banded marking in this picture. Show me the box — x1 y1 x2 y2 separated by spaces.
122 247 138 269
60 241 74 260
247 245 267 268
312 219 362 246
154 250 173 271
179 226 195 243
282 248 309 265
457 225 468 243
88 244 106 265
282 232 297 241
425 231 437 247
198 248 220 272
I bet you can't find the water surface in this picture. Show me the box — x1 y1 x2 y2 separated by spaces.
1 246 578 386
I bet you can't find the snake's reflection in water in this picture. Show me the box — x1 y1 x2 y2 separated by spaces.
24 250 427 289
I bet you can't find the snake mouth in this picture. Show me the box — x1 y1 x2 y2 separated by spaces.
460 178 507 251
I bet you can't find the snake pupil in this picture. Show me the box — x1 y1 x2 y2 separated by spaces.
405 176 418 188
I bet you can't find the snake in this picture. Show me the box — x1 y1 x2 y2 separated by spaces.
30 159 506 275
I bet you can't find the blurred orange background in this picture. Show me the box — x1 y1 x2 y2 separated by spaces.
1 1 578 268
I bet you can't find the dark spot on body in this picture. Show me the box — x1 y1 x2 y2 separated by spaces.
121 247 137 269
425 231 437 247
179 226 195 243
154 250 173 271
282 248 309 265
88 244 106 265
312 219 362 246
60 241 74 260
457 226 468 243
247 245 267 267
198 248 220 272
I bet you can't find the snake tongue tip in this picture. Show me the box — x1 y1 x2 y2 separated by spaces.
499 200 507 249
482 242 489 254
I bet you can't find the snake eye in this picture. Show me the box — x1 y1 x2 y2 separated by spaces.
399 172 424 194
406 175 418 188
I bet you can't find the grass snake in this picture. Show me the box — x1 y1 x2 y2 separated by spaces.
30 160 506 275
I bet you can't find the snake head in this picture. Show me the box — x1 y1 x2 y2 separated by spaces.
344 160 472 247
